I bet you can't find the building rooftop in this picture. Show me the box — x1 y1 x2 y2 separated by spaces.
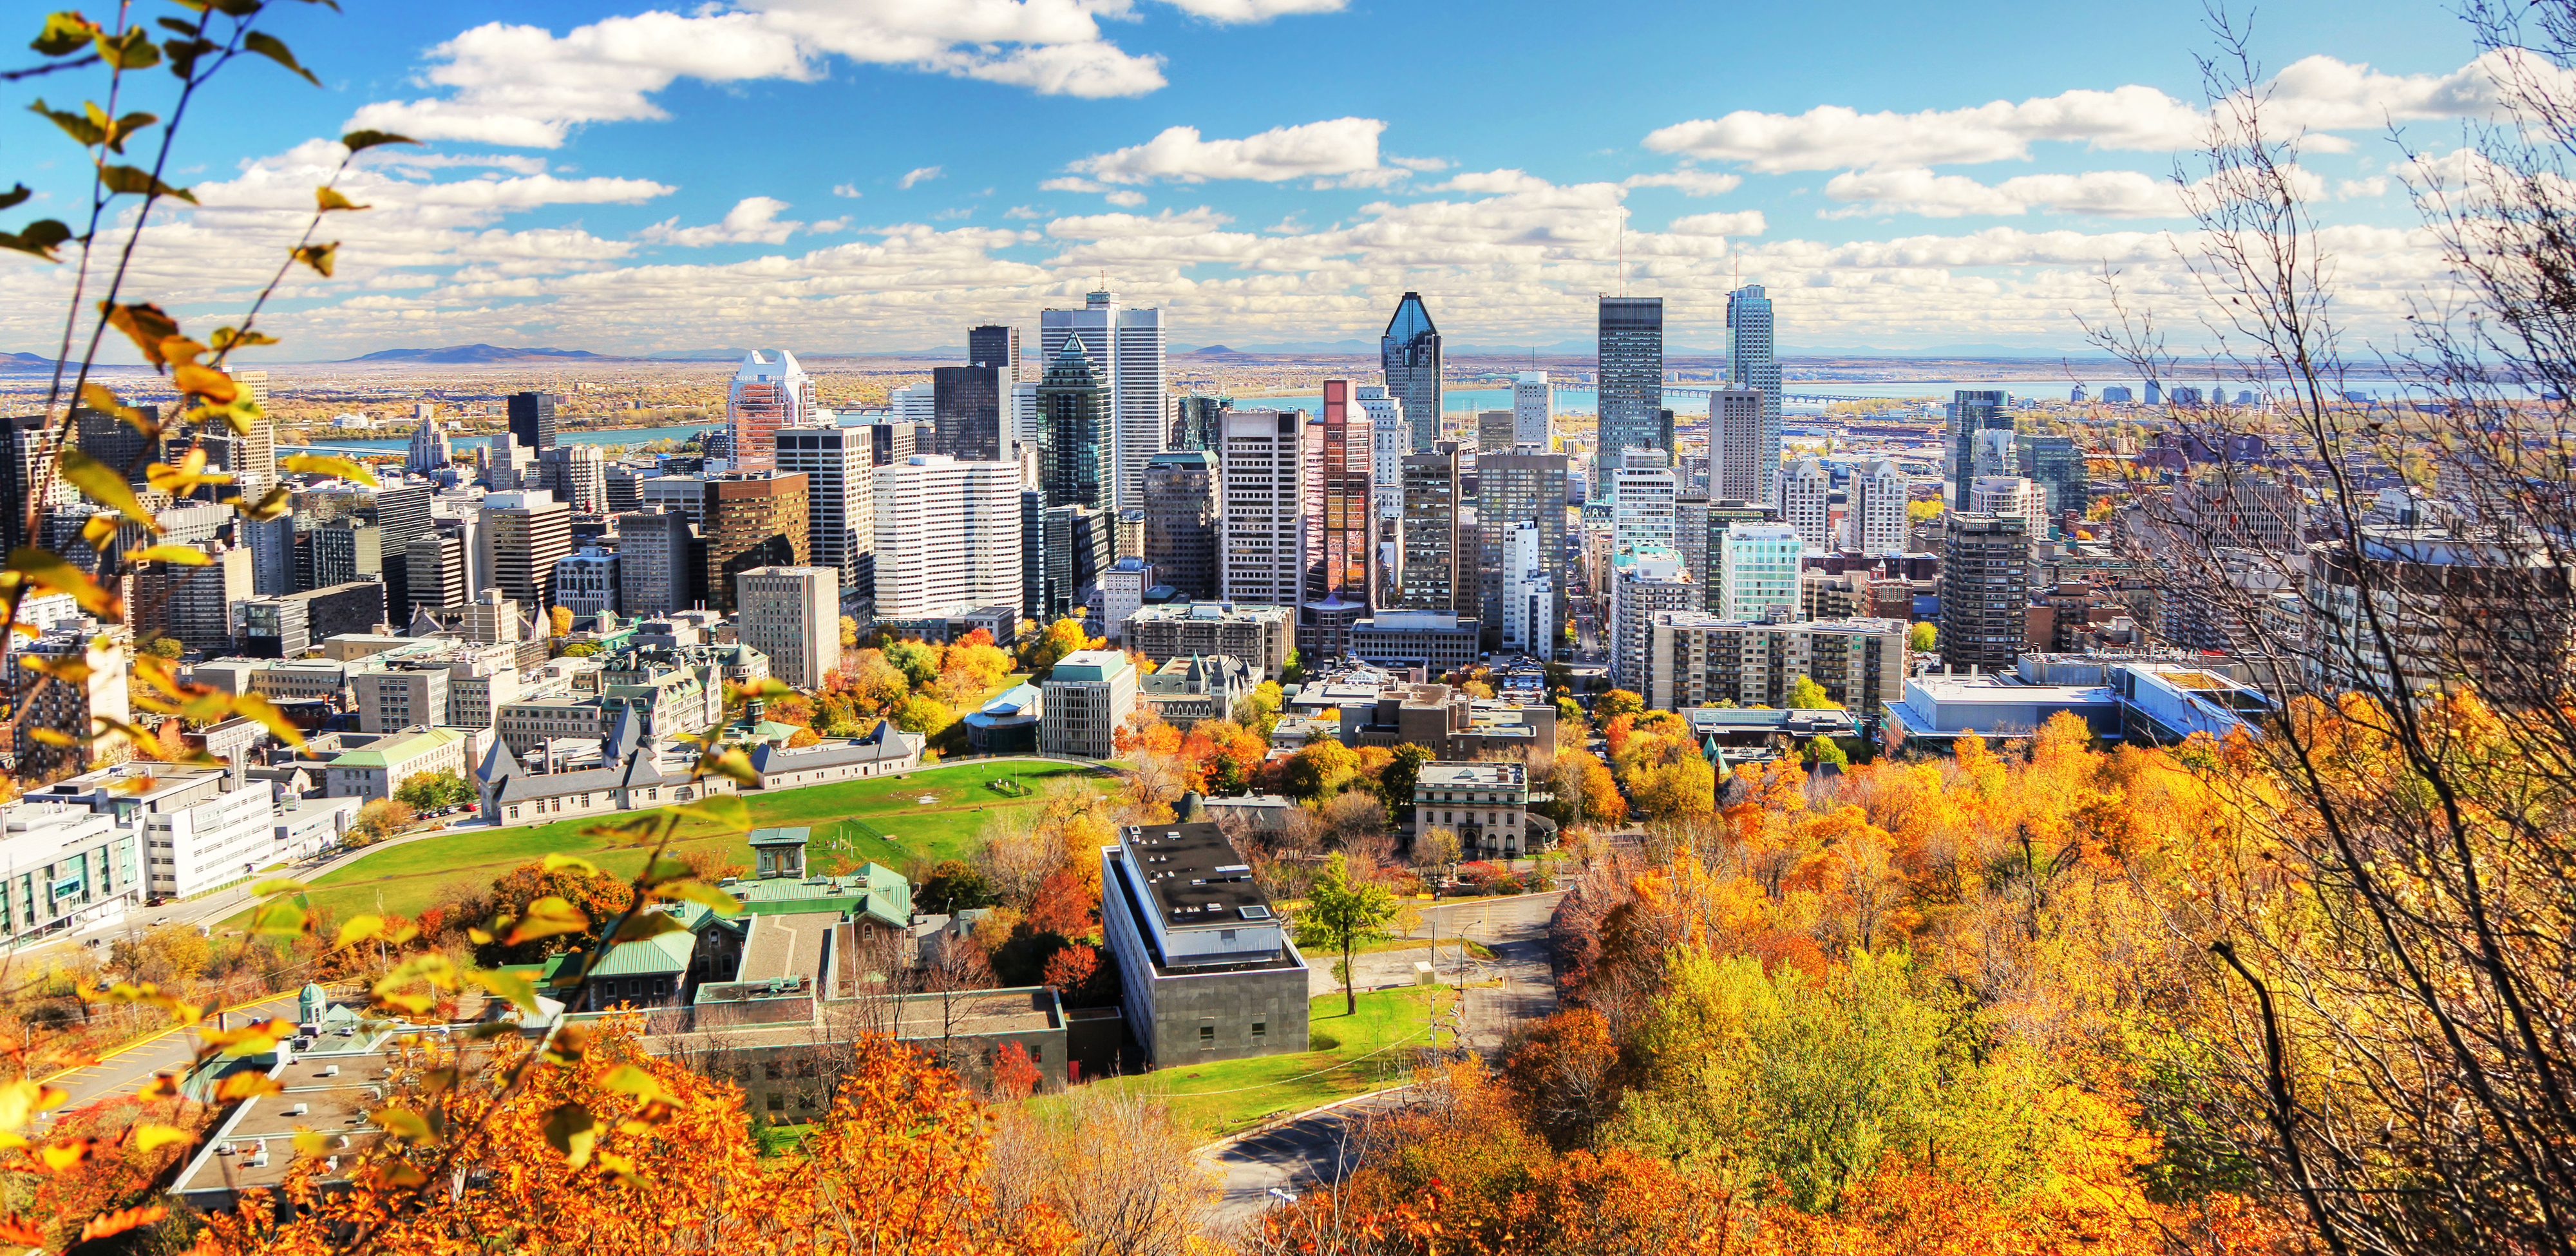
1417 761 1526 788
1121 821 1274 931
1046 649 1133 683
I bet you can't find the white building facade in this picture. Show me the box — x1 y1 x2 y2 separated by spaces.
871 455 1024 620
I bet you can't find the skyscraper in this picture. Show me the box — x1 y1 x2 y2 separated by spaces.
703 473 810 613
1940 512 2029 671
873 455 1023 620
726 349 818 472
1611 451 1678 555
1949 390 2011 506
1358 386 1410 600
933 365 1005 462
1036 338 1113 511
1474 450 1571 654
1596 296 1665 497
1725 284 1781 502
1039 289 1165 512
1141 451 1218 601
1172 394 1228 452
1477 410 1517 453
1513 371 1552 447
1399 450 1460 614
1302 381 1373 658
737 566 840 690
775 424 874 598
1380 292 1443 452
1219 409 1306 616
507 391 558 453
480 490 573 610
2015 433 2086 520
967 324 1021 380
1710 386 1765 504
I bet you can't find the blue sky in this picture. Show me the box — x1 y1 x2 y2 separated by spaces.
0 0 2508 360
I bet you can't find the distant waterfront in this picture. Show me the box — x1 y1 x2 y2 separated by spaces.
283 422 721 453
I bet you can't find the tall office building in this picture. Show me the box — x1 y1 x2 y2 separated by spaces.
1039 289 1164 511
873 455 1023 619
404 529 468 616
1474 450 1571 652
1219 409 1307 615
1141 451 1218 601
296 479 431 615
1399 450 1461 614
1611 450 1678 555
1940 512 2030 671
1303 381 1373 658
1380 292 1443 452
1596 296 1665 496
480 490 573 610
1036 338 1113 511
933 365 1005 462
507 391 559 452
737 566 840 690
1850 459 1910 556
1710 386 1766 504
1716 523 1803 622
639 475 709 529
1513 371 1553 447
1172 394 1228 452
1725 284 1781 501
967 324 1021 380
1781 459 1831 550
1949 390 2011 506
613 508 694 617
727 349 819 471
2016 433 2086 520
537 444 607 513
775 424 873 598
704 472 810 613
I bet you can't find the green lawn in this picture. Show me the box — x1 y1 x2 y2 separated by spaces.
234 760 1103 927
1050 986 1456 1143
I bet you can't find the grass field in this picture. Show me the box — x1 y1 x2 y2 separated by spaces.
237 759 1103 926
1050 987 1456 1143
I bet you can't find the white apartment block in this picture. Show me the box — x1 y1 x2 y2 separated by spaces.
736 566 839 691
1969 474 2049 521
1220 409 1307 612
1502 520 1555 656
1643 613 1908 714
1611 549 1697 689
1718 523 1804 622
1513 371 1552 446
1781 459 1831 551
1038 649 1137 759
43 763 283 900
1611 452 1677 554
1361 386 1410 522
871 455 1023 620
1850 459 1910 557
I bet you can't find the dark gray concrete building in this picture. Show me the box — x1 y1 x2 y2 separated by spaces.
1098 815 1309 1066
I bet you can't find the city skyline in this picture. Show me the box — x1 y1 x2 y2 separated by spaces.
0 0 2504 363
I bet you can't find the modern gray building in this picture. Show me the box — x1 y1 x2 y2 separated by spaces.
2016 433 2087 522
1098 814 1309 1066
933 365 1005 463
615 508 694 617
1725 284 1780 502
1380 292 1443 452
1399 450 1461 613
507 390 558 452
1472 450 1571 643
967 324 1021 379
1597 296 1666 497
1949 390 2012 506
775 423 873 598
1142 450 1219 601
1939 511 2031 672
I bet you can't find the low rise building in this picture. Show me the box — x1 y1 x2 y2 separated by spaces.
963 682 1042 754
1883 673 2123 753
324 725 471 802
39 763 285 900
1137 655 1252 730
1321 676 1558 760
1039 649 1137 759
1097 809 1309 1065
1642 613 1908 713
1348 611 1481 674
0 800 139 943
1410 761 1549 859
1122 601 1293 680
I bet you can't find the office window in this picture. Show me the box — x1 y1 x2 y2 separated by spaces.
764 1061 782 1080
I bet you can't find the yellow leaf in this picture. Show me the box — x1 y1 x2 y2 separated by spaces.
98 301 179 367
542 1103 596 1167
214 1072 281 1101
609 911 685 943
277 453 375 486
171 361 236 403
466 966 542 1014
505 897 588 947
124 544 212 566
54 447 161 532
229 691 307 748
6 546 122 618
660 879 742 917
39 1141 90 1172
132 1123 191 1154
248 899 308 938
250 877 312 897
236 484 292 521
292 241 337 278
541 853 601 876
316 186 368 212
599 1063 672 1107
334 915 384 948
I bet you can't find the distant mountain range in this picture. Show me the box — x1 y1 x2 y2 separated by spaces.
0 351 56 370
344 344 614 364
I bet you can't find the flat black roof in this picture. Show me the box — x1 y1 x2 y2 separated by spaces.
1122 821 1274 929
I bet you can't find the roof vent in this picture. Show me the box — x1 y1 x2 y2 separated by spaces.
1240 905 1272 920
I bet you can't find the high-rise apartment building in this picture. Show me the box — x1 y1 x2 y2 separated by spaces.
704 473 810 613
1597 296 1666 496
1969 475 2048 521
1939 512 2031 672
968 324 1021 380
1380 292 1443 452
507 391 559 452
775 424 873 598
1949 390 2012 506
1781 459 1831 551
1303 381 1373 658
933 365 1005 463
1219 409 1306 616
1717 523 1803 622
1611 549 1694 688
1611 450 1678 555
480 490 573 611
613 508 694 617
2015 433 2087 520
727 349 818 471
404 529 468 617
1399 450 1461 614
1725 284 1780 501
1513 372 1552 447
737 566 839 690
873 455 1023 619
1475 451 1571 651
1851 459 1910 556
1039 289 1164 511
1141 451 1218 601
1710 386 1766 504
406 419 452 477
1644 613 1906 714
6 620 131 783
1501 519 1554 656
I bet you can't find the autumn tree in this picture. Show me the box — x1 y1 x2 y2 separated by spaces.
1294 853 1399 1015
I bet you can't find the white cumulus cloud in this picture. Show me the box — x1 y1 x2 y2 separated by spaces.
638 196 805 245
899 166 943 189
1070 117 1390 183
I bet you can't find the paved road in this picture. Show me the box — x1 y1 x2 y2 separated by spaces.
1203 892 1564 1228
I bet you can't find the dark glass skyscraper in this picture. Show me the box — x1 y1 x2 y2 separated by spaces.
932 365 1004 462
1036 338 1112 509
1949 390 2011 505
1597 296 1665 495
1380 292 1443 452
967 324 1019 379
507 391 558 452
1171 394 1229 452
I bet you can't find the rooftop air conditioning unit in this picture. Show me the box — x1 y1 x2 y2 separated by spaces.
285 1103 308 1117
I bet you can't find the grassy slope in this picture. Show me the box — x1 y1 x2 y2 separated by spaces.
250 760 1101 926
1058 987 1457 1143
